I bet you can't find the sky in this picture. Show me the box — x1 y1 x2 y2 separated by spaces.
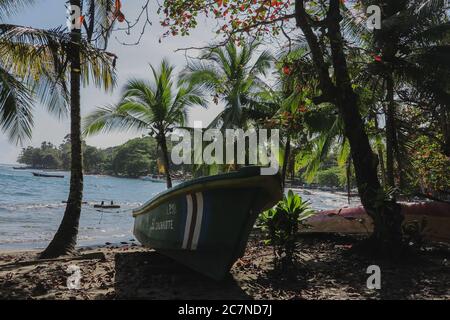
0 0 227 164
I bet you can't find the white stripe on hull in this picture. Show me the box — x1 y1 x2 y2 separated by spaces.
191 192 204 250
182 193 204 250
182 194 193 249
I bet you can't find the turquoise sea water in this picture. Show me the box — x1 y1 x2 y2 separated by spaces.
0 164 359 250
0 164 166 250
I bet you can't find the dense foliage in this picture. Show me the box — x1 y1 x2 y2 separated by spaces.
17 136 162 178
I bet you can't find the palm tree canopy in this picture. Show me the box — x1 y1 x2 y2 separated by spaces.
83 59 207 138
181 40 273 129
0 0 117 144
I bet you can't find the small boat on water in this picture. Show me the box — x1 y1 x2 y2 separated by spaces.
306 202 450 243
132 166 282 280
140 175 166 183
140 175 185 183
94 201 121 209
32 172 65 178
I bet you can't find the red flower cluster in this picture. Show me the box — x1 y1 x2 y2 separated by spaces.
114 0 125 23
283 65 291 75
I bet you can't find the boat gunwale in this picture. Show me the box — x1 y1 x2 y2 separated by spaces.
132 173 281 217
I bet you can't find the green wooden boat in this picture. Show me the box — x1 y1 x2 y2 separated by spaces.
132 166 282 280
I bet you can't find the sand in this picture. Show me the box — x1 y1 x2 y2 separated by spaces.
0 234 449 300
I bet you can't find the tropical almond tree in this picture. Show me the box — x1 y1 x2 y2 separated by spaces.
160 0 409 254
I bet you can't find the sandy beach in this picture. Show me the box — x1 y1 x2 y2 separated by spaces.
1 234 448 300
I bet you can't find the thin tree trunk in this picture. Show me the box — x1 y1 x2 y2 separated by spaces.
346 157 352 205
377 145 387 188
86 0 95 42
374 116 387 188
40 0 83 258
290 148 295 181
394 141 405 190
281 133 291 188
442 107 450 157
159 133 173 189
385 75 396 188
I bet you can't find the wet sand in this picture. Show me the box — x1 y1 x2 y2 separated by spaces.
0 234 449 300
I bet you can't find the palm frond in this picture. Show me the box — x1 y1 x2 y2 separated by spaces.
0 66 33 144
83 103 149 137
84 60 206 138
0 0 36 18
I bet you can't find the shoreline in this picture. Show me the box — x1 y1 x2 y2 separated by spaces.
8 166 186 181
8 165 354 192
1 234 448 300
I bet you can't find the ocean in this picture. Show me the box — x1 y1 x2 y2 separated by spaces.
0 164 359 250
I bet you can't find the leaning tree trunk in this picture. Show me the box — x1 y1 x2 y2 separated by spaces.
159 133 173 189
40 0 83 258
336 83 403 254
326 1 403 254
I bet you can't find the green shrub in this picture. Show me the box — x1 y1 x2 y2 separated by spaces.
259 190 315 267
316 167 342 187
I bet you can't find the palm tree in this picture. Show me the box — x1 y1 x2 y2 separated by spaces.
40 0 86 259
83 60 207 188
343 0 450 189
376 0 449 188
0 1 117 258
181 41 272 129
39 0 118 259
244 73 302 185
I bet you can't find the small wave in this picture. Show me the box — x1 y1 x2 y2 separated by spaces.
0 236 51 244
82 201 142 208
9 191 33 197
0 202 66 211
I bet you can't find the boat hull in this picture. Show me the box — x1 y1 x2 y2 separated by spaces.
306 202 450 243
32 172 64 178
133 167 282 280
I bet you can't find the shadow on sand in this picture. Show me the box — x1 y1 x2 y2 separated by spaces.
114 251 251 299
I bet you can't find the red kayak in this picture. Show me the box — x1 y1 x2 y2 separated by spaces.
307 202 450 243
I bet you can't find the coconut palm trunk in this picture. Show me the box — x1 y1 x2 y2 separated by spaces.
158 133 173 188
40 0 83 258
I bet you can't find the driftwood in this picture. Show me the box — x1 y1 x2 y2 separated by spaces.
0 252 106 270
